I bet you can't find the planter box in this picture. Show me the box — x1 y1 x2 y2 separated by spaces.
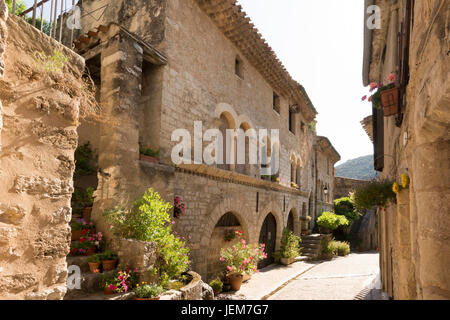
380 87 399 117
139 154 159 164
280 257 296 265
111 239 157 283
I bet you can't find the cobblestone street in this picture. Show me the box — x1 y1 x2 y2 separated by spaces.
268 252 383 300
219 252 384 300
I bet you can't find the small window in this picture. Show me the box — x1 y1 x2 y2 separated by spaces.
301 121 305 133
289 109 295 134
235 56 243 78
273 92 280 114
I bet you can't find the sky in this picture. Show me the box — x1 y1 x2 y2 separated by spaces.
20 0 374 165
237 0 373 165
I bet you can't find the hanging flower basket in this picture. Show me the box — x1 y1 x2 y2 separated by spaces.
380 87 400 117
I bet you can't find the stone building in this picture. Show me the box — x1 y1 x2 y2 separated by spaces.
66 0 341 281
362 0 449 299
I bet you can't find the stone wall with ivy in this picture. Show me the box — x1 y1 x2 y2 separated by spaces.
0 12 85 299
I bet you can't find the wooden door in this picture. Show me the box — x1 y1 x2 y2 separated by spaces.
258 213 277 269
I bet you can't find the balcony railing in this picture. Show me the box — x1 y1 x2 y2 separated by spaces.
11 0 77 46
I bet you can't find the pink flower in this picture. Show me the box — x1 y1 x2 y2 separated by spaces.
362 95 367 101
227 266 233 272
368 96 373 102
369 82 378 91
220 257 225 262
387 74 396 82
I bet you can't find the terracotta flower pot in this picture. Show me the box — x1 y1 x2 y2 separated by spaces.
71 230 82 241
380 87 399 116
88 262 100 273
102 259 118 272
86 246 97 256
82 207 92 222
227 273 244 291
280 257 296 265
104 286 115 295
139 154 159 164
135 297 161 300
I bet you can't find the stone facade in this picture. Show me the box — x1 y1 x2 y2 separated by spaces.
0 11 85 299
362 0 450 299
334 177 371 200
68 0 340 282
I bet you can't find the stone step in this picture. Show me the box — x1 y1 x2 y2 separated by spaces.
301 248 320 254
65 270 117 299
65 291 135 301
67 256 90 273
300 243 320 248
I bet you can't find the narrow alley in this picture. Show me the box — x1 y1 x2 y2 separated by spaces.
219 252 384 300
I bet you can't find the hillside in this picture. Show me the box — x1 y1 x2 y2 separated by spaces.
336 155 378 181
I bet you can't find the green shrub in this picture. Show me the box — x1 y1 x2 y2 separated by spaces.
317 212 349 231
334 197 361 223
209 279 223 294
320 237 337 259
335 241 350 256
279 228 302 259
134 284 165 299
87 254 101 263
140 147 160 158
352 180 396 210
74 142 96 178
98 250 118 261
103 189 190 281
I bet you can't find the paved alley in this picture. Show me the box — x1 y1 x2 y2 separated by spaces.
218 252 383 300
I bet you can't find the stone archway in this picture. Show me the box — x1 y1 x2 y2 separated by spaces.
258 213 277 269
206 212 245 281
198 197 253 279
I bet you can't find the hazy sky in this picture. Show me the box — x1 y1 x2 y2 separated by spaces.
237 0 373 165
21 0 373 165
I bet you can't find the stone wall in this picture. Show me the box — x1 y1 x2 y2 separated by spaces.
0 12 85 299
366 0 450 300
71 0 340 283
334 177 371 199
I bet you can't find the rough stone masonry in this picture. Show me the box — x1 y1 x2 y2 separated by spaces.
0 6 85 299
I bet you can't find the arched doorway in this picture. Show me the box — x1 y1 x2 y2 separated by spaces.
258 213 277 269
287 210 295 233
207 212 243 281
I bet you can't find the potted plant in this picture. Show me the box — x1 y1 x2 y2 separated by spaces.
102 268 138 295
321 238 337 260
139 147 160 164
335 241 350 257
87 254 101 273
134 283 165 300
220 234 267 291
174 196 186 218
72 188 95 222
209 279 223 295
362 73 399 117
70 218 95 241
99 250 118 271
224 230 240 242
316 212 349 235
81 231 104 256
279 229 302 265
70 241 90 256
